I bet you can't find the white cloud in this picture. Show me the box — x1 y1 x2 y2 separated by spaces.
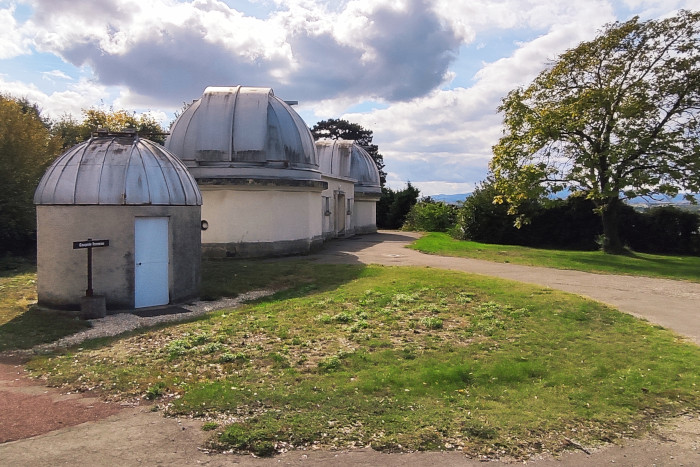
432 0 614 42
0 5 29 59
621 0 700 18
41 69 72 80
19 0 461 105
0 74 108 118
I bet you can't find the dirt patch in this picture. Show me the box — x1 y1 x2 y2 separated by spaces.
0 358 122 443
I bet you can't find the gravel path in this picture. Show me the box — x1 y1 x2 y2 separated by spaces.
37 289 276 351
1 231 698 466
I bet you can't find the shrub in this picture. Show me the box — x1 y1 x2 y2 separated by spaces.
520 196 604 250
453 179 534 245
145 382 166 400
403 198 457 232
621 206 700 255
451 180 518 243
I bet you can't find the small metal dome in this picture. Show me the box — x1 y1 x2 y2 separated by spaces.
316 139 352 179
317 139 381 195
350 143 381 194
34 131 202 206
166 86 318 178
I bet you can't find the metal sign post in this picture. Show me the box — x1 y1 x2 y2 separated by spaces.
73 239 109 297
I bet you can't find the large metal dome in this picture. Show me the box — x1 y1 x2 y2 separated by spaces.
34 131 202 206
166 86 319 180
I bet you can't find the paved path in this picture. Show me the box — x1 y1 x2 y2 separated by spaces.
311 231 700 345
1 231 699 466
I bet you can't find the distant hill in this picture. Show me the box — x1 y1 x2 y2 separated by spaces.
548 189 699 204
626 193 700 205
427 192 699 207
428 193 470 204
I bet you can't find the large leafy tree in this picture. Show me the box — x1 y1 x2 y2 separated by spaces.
490 10 700 253
310 118 387 186
0 95 62 253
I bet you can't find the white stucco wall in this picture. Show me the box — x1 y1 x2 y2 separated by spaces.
320 177 356 238
353 197 378 234
200 187 322 244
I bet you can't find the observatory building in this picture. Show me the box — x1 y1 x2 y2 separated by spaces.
316 139 381 239
34 130 202 311
166 86 327 257
347 140 382 234
33 86 383 315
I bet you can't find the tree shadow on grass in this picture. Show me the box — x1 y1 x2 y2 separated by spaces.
1 261 367 355
0 306 90 353
0 255 36 278
200 258 368 302
0 257 89 353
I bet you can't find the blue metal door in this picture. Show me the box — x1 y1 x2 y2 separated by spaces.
134 217 169 308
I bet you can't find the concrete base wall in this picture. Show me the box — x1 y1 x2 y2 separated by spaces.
36 205 201 311
202 235 324 258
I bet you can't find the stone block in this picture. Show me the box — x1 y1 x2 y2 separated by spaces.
80 295 106 320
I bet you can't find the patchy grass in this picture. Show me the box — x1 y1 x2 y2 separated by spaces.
0 256 89 352
0 256 37 323
27 262 700 459
409 232 700 282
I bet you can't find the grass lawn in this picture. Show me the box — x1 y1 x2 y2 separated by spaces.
409 232 700 282
23 259 700 459
0 257 89 352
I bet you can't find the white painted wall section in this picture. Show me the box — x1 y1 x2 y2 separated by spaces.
200 188 322 244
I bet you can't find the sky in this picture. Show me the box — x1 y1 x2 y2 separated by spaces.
1 0 699 196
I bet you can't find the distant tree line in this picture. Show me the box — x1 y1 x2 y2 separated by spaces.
52 107 166 148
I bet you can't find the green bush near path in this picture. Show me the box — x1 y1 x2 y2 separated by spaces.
26 261 700 459
410 232 700 282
